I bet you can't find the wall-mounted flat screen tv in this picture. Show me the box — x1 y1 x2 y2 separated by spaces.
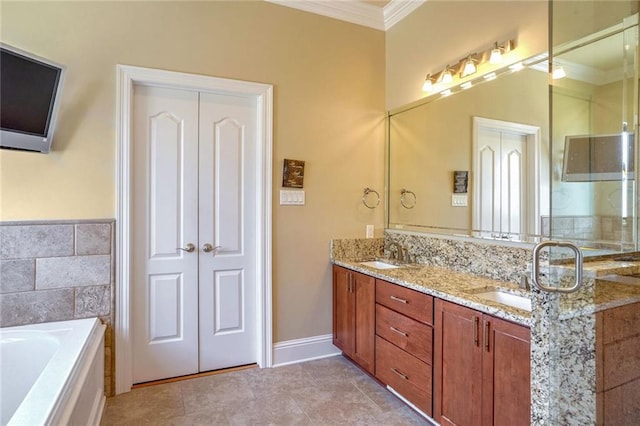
0 44 65 153
562 133 635 182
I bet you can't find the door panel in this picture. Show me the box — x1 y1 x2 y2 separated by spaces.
149 112 185 257
148 273 183 341
214 118 243 253
132 85 200 383
214 269 244 333
198 92 257 371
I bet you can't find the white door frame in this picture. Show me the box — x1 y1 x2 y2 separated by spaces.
472 116 541 236
115 64 273 394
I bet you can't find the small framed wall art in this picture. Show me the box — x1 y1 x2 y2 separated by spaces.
453 170 469 193
282 159 305 188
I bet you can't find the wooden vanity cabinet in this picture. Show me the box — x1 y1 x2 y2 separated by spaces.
434 299 530 426
332 265 375 374
375 279 434 416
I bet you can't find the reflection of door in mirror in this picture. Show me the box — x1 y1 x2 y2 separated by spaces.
472 117 541 240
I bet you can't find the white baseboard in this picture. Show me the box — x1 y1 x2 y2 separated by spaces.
272 334 342 367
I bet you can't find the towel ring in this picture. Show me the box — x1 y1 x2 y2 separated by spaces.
362 187 380 209
400 189 417 209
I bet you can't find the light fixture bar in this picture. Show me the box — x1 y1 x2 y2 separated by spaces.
420 39 517 93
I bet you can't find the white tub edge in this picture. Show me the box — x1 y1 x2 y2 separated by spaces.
6 318 106 426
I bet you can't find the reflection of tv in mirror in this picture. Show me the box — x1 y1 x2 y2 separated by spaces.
562 133 635 182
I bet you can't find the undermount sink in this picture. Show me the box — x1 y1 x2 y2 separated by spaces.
359 260 400 270
473 289 532 312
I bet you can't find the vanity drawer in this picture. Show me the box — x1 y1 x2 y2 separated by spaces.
376 279 433 324
376 336 432 416
376 304 432 364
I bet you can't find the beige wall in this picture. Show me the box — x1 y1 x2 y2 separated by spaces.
386 1 548 110
0 1 386 342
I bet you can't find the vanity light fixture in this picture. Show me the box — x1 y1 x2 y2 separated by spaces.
461 54 478 77
422 74 435 92
489 42 504 64
420 39 516 94
460 81 473 90
440 89 452 97
442 66 454 84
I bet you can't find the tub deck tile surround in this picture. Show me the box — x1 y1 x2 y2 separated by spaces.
0 224 74 259
0 219 116 396
76 223 112 255
0 288 75 325
332 232 640 424
36 254 111 289
0 259 35 293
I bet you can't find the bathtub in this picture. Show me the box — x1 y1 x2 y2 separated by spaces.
0 318 106 426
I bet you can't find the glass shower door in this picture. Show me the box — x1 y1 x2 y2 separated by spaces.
538 3 639 423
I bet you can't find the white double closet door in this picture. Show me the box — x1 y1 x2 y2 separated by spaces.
132 85 257 384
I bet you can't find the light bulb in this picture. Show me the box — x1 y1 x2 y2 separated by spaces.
489 43 502 64
442 68 453 84
462 59 476 77
422 74 433 92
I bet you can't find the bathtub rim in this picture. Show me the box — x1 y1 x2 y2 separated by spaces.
3 317 106 426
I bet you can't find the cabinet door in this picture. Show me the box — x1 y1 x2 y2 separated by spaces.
352 271 375 373
435 300 483 426
333 266 354 355
482 316 530 426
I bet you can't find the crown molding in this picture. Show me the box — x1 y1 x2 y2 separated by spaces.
265 0 426 31
266 0 384 30
383 0 426 30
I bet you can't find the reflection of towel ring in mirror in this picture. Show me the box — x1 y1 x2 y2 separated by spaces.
400 189 417 209
362 187 380 209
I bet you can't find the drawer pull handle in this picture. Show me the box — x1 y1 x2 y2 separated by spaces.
390 295 408 304
391 368 409 380
390 326 408 337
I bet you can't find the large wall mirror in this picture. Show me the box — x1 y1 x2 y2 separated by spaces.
387 8 639 252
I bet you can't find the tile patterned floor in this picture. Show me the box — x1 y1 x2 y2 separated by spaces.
101 356 431 425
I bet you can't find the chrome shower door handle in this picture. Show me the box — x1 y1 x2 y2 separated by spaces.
531 240 583 293
178 243 196 253
202 243 222 254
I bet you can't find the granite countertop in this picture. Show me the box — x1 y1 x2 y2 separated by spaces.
333 258 640 327
333 259 532 326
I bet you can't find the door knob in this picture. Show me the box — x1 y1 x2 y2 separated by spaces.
178 243 196 253
202 243 221 253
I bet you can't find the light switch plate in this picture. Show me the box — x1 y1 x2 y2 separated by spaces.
366 225 374 238
280 189 305 205
451 194 468 207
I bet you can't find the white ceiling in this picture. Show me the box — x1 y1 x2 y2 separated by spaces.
264 0 425 31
